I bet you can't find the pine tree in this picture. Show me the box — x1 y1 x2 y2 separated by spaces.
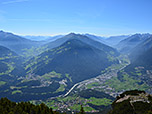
79 105 85 114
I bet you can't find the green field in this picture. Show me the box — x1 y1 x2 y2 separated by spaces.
104 72 149 92
0 81 6 86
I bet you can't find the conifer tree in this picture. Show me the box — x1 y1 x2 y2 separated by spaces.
79 105 85 114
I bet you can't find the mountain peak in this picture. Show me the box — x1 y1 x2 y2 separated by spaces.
0 30 14 36
68 32 77 35
132 33 151 38
0 30 4 33
65 33 86 38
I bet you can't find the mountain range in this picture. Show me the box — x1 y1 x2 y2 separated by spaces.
24 35 64 42
116 33 151 53
0 30 152 112
0 31 45 55
26 37 119 83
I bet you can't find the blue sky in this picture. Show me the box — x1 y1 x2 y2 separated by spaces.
0 0 152 36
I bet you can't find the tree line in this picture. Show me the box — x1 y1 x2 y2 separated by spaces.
0 97 85 114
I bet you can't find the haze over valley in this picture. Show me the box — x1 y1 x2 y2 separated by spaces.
0 30 152 113
0 0 152 113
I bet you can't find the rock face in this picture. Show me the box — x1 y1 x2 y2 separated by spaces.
109 90 152 114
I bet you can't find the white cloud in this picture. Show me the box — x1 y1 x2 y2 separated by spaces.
2 0 29 5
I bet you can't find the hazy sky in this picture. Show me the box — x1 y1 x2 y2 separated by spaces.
0 0 152 36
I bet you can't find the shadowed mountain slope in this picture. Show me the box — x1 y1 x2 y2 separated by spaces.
26 38 119 83
0 31 42 54
116 33 151 53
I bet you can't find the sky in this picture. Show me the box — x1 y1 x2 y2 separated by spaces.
0 0 152 36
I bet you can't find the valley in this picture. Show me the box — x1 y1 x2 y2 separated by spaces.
1 0 151 113
0 31 152 113
31 54 151 112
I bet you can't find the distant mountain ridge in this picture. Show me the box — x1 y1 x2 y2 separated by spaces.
116 33 151 53
106 35 130 46
23 35 50 41
129 35 152 61
0 31 43 54
24 35 64 42
45 33 119 56
84 33 107 44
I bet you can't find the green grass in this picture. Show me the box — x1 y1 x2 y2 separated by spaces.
44 100 59 110
55 84 65 92
10 86 27 89
4 89 9 92
87 82 100 89
70 104 96 112
69 101 96 111
41 93 47 95
0 81 6 86
22 46 48 60
0 62 15 75
49 106 58 110
34 95 112 112
101 55 130 74
46 100 56 106
41 71 62 80
65 73 72 82
87 97 112 106
107 55 115 62
0 56 16 60
105 73 149 92
84 106 95 112
58 96 77 102
12 90 22 95
21 79 33 83
70 104 81 110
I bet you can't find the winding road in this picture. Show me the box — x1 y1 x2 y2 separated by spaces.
64 83 79 97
